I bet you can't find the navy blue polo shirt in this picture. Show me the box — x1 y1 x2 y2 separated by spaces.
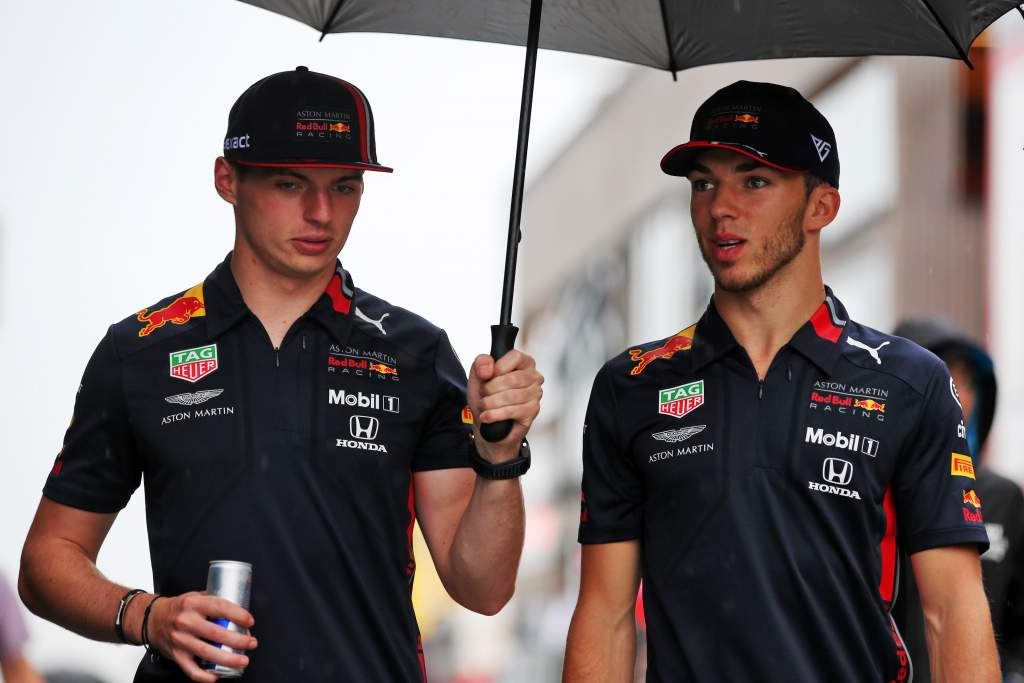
43 254 472 682
579 289 988 682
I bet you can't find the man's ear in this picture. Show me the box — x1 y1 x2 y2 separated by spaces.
806 184 841 235
213 157 239 206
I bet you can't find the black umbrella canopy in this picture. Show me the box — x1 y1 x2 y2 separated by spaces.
239 0 1021 71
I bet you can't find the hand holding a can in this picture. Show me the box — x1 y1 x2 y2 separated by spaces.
145 591 257 682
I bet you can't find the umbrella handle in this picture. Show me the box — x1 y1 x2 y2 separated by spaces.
479 323 520 442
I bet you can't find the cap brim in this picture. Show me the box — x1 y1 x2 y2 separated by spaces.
234 160 394 173
660 141 800 177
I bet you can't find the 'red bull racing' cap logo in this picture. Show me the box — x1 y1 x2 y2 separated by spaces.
137 284 206 338
628 324 696 376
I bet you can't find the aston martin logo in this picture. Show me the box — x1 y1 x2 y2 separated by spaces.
164 389 224 406
651 425 706 443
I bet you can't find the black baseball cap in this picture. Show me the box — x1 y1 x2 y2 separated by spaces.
661 80 839 188
223 66 392 173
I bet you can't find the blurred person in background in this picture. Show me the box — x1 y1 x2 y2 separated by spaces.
563 80 998 682
0 571 44 683
893 319 1024 682
18 67 541 682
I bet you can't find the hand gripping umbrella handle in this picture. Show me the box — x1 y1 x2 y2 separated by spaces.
479 323 520 442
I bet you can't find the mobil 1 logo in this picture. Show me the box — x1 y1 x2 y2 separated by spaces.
805 427 879 457
328 389 399 413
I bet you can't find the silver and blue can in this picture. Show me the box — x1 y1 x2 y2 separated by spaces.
201 560 252 678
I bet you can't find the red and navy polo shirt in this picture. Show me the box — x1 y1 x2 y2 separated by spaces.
579 288 988 682
43 253 472 682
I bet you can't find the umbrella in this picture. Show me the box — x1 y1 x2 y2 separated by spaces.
237 0 1022 440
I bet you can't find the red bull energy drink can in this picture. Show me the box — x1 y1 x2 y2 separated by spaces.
201 560 252 678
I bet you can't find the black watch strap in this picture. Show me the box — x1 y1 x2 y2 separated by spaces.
469 438 530 480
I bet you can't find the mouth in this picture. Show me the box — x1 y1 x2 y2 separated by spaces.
709 234 747 262
291 236 333 255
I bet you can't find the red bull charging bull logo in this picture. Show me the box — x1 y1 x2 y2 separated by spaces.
368 362 398 376
963 489 982 509
854 398 886 413
136 284 206 337
628 324 697 376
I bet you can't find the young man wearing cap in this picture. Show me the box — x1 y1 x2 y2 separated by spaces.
563 81 998 682
19 67 542 683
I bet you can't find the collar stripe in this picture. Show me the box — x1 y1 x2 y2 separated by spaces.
325 272 352 315
810 300 844 343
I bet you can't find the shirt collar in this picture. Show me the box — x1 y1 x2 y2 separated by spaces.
203 253 356 346
787 286 849 376
688 298 738 372
306 262 356 346
689 286 849 376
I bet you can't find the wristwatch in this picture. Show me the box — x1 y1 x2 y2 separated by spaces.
468 438 531 480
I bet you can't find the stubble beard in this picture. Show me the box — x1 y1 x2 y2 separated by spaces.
699 205 806 294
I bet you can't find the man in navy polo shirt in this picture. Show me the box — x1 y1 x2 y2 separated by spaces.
18 67 542 682
563 81 998 682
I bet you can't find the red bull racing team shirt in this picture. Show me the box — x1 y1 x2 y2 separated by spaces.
579 288 988 682
42 254 472 682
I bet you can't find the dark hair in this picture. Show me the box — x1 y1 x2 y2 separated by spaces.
804 173 829 197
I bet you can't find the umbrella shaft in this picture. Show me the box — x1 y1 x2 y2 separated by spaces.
499 0 543 326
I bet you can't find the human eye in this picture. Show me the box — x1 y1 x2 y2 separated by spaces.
691 178 714 192
274 179 300 190
746 176 769 189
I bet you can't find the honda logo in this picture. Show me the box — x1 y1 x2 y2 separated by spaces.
822 458 853 486
349 415 379 441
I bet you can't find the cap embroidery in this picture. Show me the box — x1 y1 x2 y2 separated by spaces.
811 134 832 162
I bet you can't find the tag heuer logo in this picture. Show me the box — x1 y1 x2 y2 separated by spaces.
169 344 218 383
658 380 705 418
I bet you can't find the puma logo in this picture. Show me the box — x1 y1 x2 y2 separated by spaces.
846 337 890 365
355 308 389 335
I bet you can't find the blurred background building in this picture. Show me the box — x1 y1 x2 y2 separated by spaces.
2 3 1022 682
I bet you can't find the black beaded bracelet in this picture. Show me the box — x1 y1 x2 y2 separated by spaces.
114 589 145 644
141 595 164 651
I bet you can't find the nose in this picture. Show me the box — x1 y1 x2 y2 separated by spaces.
707 183 740 223
304 187 332 225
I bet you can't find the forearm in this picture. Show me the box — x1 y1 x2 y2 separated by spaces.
446 476 525 614
563 604 636 682
19 538 148 645
925 595 1000 683
1 655 46 683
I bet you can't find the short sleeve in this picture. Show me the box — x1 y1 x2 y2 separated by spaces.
578 367 644 544
42 329 142 513
411 330 472 472
894 362 989 555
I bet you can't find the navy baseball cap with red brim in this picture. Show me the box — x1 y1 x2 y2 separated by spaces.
223 66 393 173
660 80 839 189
